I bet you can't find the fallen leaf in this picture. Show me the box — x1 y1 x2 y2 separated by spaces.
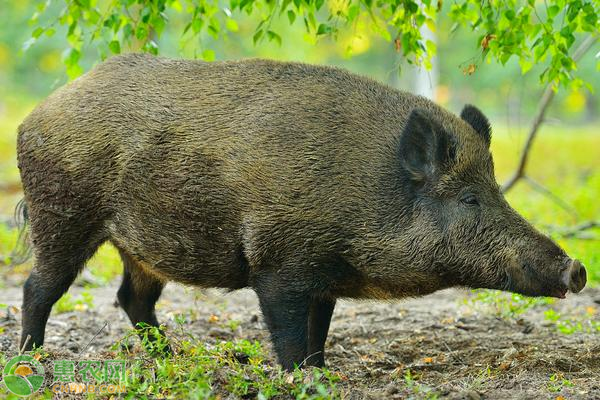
422 357 434 363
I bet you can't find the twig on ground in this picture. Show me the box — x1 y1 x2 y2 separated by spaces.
298 351 322 369
434 332 464 365
19 335 31 355
78 321 109 356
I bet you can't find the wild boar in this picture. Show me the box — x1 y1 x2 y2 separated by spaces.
16 54 586 370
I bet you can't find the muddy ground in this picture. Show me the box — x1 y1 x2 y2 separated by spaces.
1 276 599 399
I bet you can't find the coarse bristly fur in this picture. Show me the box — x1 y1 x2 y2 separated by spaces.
16 53 586 370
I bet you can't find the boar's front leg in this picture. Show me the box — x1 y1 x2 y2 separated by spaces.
252 270 312 371
305 298 336 367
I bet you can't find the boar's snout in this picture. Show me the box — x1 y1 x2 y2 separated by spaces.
561 259 587 295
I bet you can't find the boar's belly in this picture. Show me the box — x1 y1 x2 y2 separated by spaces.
107 152 249 289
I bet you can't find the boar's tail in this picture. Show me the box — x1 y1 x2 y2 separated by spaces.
10 198 33 265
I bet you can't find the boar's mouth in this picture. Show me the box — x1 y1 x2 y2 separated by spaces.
503 276 568 299
539 286 569 299
502 261 571 299
550 287 568 299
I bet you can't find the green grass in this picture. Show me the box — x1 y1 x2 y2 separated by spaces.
465 289 600 334
53 288 95 314
0 223 20 265
113 330 343 399
547 373 575 393
0 326 343 399
86 243 123 284
465 290 556 319
543 307 600 334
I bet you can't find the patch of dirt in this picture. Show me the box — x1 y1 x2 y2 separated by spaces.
2 280 600 399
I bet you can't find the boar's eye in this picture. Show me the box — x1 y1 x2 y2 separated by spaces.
460 194 479 206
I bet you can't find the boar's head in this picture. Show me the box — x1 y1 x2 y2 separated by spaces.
396 105 586 298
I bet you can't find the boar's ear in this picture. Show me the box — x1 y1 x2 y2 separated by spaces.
460 104 491 147
398 108 457 183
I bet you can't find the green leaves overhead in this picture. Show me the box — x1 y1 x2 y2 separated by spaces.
451 0 599 90
27 0 600 90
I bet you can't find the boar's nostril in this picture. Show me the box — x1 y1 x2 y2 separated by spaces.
567 259 587 294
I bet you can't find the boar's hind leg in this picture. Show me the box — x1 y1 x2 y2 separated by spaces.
21 212 105 351
116 248 169 351
252 271 312 371
306 298 336 367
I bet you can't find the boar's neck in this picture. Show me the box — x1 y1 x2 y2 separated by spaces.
336 209 456 300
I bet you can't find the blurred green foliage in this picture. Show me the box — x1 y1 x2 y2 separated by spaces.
112 333 343 398
1 0 598 124
21 0 600 90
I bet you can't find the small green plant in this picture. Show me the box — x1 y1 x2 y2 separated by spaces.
86 243 123 283
391 369 440 400
544 308 600 334
547 373 575 392
54 288 95 314
0 224 20 266
173 313 188 327
404 369 439 400
227 319 241 332
30 346 49 361
0 303 6 335
111 330 341 399
115 323 172 357
54 294 75 313
544 308 561 322
466 289 554 319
